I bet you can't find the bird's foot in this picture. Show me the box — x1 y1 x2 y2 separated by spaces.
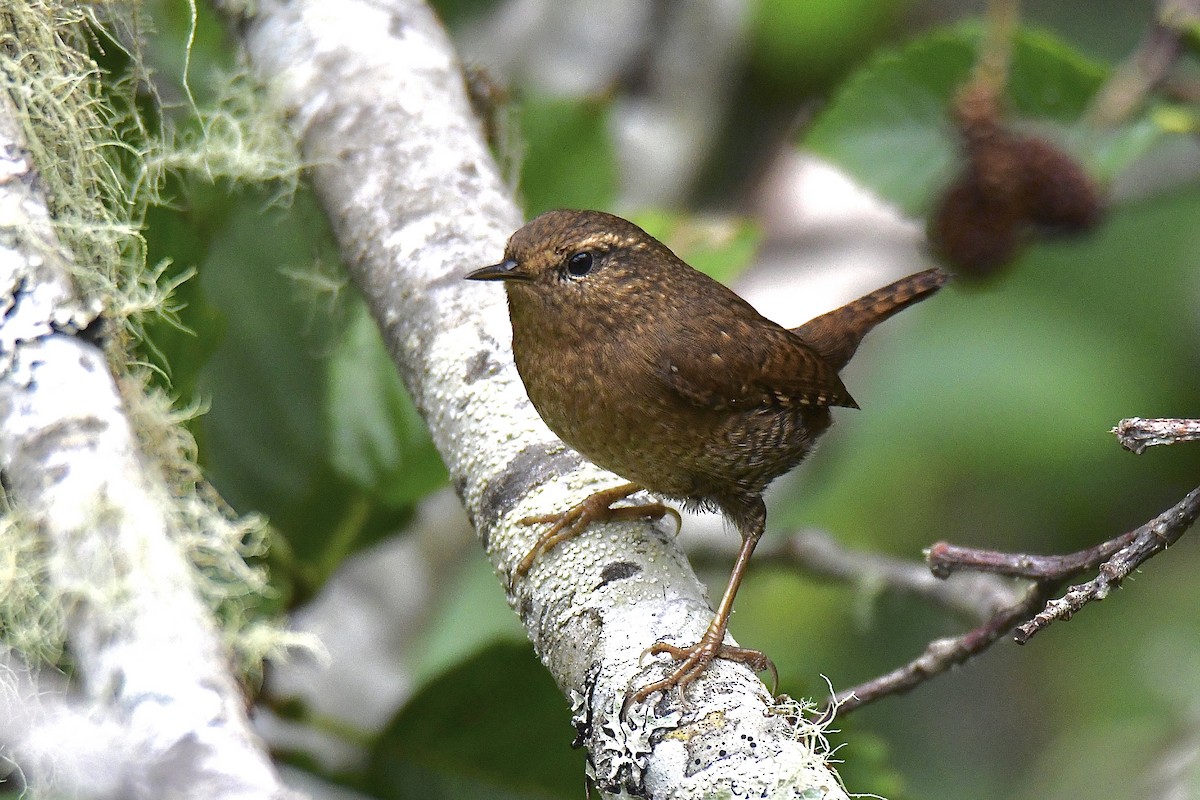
512 482 680 580
627 623 778 709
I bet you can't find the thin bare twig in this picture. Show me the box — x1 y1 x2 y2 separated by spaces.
927 529 1136 581
820 417 1200 719
1113 417 1200 454
753 530 1021 622
823 583 1053 718
1015 485 1200 642
1088 0 1200 125
824 485 1200 718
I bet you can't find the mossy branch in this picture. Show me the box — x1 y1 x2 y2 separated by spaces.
0 84 299 799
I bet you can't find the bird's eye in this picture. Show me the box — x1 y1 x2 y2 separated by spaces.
565 251 594 278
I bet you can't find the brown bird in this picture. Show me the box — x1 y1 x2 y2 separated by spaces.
467 209 947 704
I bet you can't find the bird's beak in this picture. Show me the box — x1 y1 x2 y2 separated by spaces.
465 259 529 282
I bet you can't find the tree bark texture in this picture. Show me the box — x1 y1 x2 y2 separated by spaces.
229 1 850 797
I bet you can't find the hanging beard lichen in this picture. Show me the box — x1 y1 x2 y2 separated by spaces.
0 0 309 681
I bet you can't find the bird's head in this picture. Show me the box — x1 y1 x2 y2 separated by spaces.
467 210 677 317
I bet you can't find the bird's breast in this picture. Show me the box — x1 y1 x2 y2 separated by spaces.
504 288 831 503
510 310 699 491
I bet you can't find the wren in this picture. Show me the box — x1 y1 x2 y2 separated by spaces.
467 209 947 704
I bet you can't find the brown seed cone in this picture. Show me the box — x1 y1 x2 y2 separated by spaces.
929 174 1023 278
1017 135 1104 231
932 83 1104 277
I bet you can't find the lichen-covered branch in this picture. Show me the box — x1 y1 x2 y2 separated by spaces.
0 90 298 800
224 0 849 796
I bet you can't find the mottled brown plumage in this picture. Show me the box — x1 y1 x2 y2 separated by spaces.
468 209 946 703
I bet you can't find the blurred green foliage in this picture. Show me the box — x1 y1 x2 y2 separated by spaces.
631 210 763 283
775 21 1200 797
791 24 1200 556
369 642 584 799
805 26 1166 217
152 180 443 602
750 0 909 92
518 95 618 216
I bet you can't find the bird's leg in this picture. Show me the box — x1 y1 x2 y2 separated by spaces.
630 497 776 705
513 481 681 579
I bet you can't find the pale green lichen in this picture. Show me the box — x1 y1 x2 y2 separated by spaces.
0 0 309 679
151 68 303 193
768 692 851 799
0 501 66 666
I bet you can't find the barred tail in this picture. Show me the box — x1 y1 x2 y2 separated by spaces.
790 268 949 372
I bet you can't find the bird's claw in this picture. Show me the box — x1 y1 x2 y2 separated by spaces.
510 483 675 582
624 630 778 715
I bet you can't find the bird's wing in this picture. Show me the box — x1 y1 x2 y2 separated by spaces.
658 317 857 411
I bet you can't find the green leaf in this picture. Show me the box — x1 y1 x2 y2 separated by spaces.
370 641 581 800
196 188 342 531
139 180 227 401
805 25 1169 216
518 95 617 217
631 210 763 284
805 29 973 216
1004 29 1106 120
192 188 426 594
365 756 565 800
326 301 448 507
749 0 908 91
406 556 526 694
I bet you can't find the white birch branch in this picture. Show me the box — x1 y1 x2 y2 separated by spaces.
228 1 850 796
0 91 299 800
